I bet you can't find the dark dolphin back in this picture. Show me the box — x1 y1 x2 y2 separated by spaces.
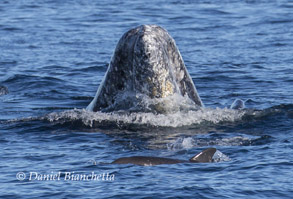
112 156 186 166
112 148 217 166
189 148 217 163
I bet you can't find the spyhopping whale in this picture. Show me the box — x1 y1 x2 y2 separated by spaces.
112 148 217 166
87 24 203 113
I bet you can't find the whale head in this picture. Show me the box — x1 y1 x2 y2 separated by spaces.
87 25 203 113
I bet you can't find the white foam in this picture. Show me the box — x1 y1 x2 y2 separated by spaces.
212 150 231 162
44 106 246 128
167 137 195 150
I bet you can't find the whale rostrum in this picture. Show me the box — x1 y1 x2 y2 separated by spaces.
112 148 217 166
87 25 203 113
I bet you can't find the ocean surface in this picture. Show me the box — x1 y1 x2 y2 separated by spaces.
0 0 293 198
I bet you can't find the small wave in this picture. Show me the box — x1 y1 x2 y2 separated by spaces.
2 74 67 93
1 27 23 32
72 62 108 72
3 74 64 84
0 61 18 66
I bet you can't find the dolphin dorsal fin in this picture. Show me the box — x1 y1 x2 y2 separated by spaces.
189 148 217 163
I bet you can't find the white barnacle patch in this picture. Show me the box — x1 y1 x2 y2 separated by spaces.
178 70 185 81
162 80 174 98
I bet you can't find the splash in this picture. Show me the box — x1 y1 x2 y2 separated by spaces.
9 102 289 129
167 137 195 150
45 93 246 128
212 150 231 162
44 106 246 128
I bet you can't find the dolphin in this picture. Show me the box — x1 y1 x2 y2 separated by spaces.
87 24 203 113
112 148 217 166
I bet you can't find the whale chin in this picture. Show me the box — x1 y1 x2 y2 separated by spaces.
87 24 203 114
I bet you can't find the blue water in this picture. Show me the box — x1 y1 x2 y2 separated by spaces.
1 0 293 198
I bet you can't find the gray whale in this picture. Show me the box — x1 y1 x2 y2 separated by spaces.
87 25 203 113
112 148 216 166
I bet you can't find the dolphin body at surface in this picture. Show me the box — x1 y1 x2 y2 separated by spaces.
112 148 217 166
87 24 203 113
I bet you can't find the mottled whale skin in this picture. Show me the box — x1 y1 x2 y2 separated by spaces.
87 24 203 113
112 148 217 166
